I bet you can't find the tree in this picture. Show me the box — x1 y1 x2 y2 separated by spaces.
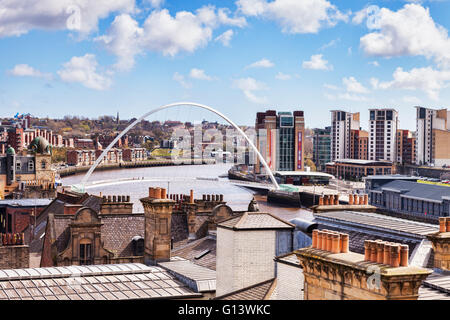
305 158 316 172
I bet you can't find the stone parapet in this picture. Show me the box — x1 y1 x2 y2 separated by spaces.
296 246 432 300
427 218 450 271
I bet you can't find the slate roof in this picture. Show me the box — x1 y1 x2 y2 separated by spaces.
172 236 216 270
50 213 145 258
375 180 450 203
159 259 216 293
0 263 199 300
419 272 450 300
0 199 52 207
214 279 276 300
275 253 301 267
314 210 439 238
218 212 295 230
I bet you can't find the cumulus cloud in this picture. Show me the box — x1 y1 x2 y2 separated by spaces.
275 72 291 80
146 0 164 8
359 4 450 68
9 64 52 79
173 72 192 89
0 0 135 37
236 0 349 34
371 66 450 100
246 58 275 69
302 54 333 70
233 77 268 103
189 68 215 81
369 61 380 67
57 54 112 90
96 6 246 71
215 29 234 47
343 76 370 94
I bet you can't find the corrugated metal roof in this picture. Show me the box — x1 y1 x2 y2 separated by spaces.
419 273 450 300
376 180 450 203
218 212 295 230
314 211 438 237
0 263 199 300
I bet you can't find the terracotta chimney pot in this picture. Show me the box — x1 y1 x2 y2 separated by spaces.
319 196 324 206
326 232 332 252
370 241 378 262
154 188 162 199
349 194 354 205
364 240 371 261
312 230 318 248
376 241 385 264
190 190 194 204
383 243 391 265
161 188 167 199
331 233 340 253
340 234 349 253
364 194 369 205
334 195 339 205
390 245 400 267
439 217 446 233
446 218 450 233
400 245 409 267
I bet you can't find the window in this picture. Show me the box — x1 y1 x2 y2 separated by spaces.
79 239 93 265
41 160 46 169
16 161 21 171
28 160 34 171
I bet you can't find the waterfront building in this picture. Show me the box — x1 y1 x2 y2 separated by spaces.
330 110 360 161
312 127 331 171
415 106 450 166
367 179 450 223
396 129 416 165
0 199 51 235
325 159 395 180
255 110 305 173
66 148 123 166
368 108 399 162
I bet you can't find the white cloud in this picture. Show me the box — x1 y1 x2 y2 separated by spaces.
95 14 143 71
323 83 339 90
373 66 450 100
233 77 268 103
189 68 215 81
236 0 349 34
275 72 291 80
0 0 135 37
302 54 333 70
173 72 192 89
246 58 275 69
343 76 370 94
97 6 246 71
215 29 234 47
217 8 247 27
9 64 52 79
402 95 422 104
369 61 380 67
337 93 369 101
359 4 450 68
146 0 164 8
319 38 340 51
57 54 112 90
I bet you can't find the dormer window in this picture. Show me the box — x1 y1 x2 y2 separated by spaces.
79 239 93 265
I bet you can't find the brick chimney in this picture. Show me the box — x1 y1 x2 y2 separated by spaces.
427 217 450 271
186 189 198 241
297 230 432 300
140 187 175 265
100 194 133 214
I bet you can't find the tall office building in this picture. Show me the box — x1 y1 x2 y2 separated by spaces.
330 110 360 161
368 109 399 162
415 106 450 166
255 110 305 173
313 127 331 172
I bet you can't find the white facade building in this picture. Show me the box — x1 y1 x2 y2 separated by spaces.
368 109 398 162
330 110 360 161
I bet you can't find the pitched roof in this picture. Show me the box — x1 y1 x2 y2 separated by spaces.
275 252 301 267
214 278 276 300
172 236 216 270
50 213 145 258
376 180 450 203
218 212 295 230
158 259 216 293
419 272 450 300
0 263 200 300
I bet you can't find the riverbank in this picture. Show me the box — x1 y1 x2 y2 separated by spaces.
57 158 216 177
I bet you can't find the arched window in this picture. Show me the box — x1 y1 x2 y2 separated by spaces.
79 238 93 265
28 160 34 171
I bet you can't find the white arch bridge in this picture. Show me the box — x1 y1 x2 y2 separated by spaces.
71 102 280 193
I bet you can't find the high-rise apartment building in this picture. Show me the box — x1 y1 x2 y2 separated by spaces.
255 110 305 173
313 127 331 172
350 129 368 160
330 111 360 161
368 109 398 162
415 107 450 166
396 129 416 165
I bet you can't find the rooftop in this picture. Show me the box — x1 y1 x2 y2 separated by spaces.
218 212 295 231
0 263 199 300
274 171 334 178
328 159 394 165
0 199 52 207
375 180 450 203
214 278 276 300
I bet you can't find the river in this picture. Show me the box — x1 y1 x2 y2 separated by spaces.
61 163 314 221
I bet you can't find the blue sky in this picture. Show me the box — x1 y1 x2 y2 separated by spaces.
1 0 450 131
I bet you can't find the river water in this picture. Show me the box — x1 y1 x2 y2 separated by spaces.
62 163 314 222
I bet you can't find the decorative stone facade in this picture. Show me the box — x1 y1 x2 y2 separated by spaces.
296 247 432 300
427 217 450 270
